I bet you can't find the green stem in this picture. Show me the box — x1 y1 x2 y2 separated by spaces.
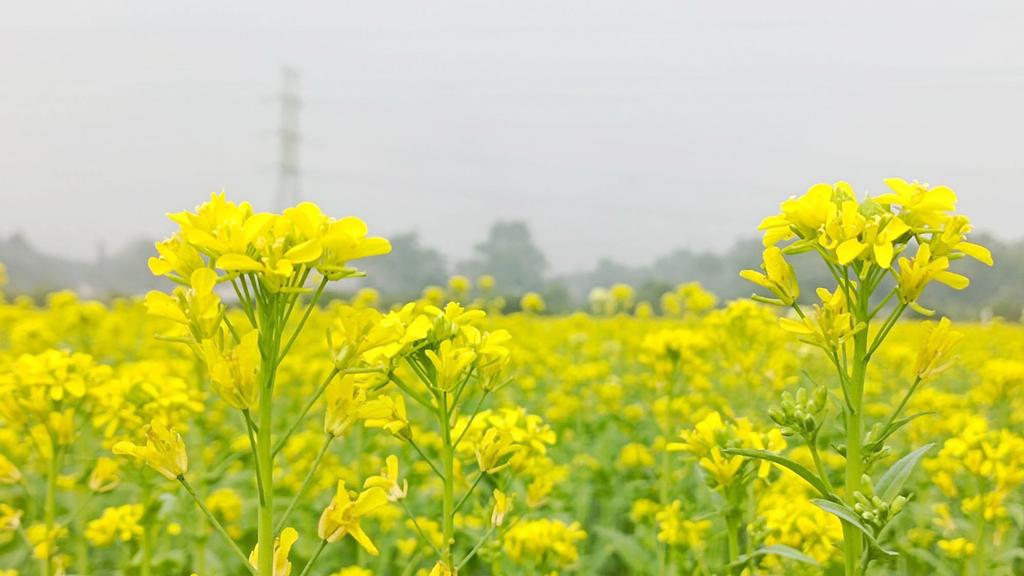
407 436 445 480
297 539 328 576
272 367 340 457
456 525 497 571
453 389 490 449
178 476 255 573
257 364 275 576
44 441 59 576
278 276 328 363
725 512 740 574
141 482 153 576
276 434 333 532
453 471 485 515
243 409 267 506
807 433 834 492
399 498 442 557
843 307 868 576
441 391 456 569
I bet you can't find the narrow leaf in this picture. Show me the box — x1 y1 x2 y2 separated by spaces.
865 412 934 452
811 499 897 559
736 544 819 566
875 443 934 501
723 448 832 498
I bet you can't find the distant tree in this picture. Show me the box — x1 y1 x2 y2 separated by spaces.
462 221 547 293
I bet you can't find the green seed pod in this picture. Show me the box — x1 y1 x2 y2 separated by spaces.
813 385 828 412
802 414 816 433
867 423 883 443
890 495 907 515
861 474 874 498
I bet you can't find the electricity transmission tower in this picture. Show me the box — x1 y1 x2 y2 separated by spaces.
275 67 302 210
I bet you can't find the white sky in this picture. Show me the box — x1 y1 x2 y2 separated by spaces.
2 1 1022 271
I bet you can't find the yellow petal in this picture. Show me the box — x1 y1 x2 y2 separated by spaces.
873 242 894 269
216 254 264 272
956 242 993 266
836 239 866 265
284 239 323 264
190 268 217 293
935 271 969 290
348 523 379 556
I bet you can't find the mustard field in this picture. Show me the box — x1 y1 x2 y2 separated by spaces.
2 183 1021 576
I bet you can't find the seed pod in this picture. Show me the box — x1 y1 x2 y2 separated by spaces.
861 474 874 498
854 491 870 508
802 414 816 433
866 423 883 443
890 495 907 515
813 385 828 412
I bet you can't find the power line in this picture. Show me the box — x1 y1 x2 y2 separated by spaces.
275 67 302 211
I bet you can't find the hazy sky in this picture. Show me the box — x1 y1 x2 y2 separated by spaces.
2 1 1023 272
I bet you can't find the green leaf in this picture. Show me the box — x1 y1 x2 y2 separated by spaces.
811 499 897 559
723 448 833 498
865 412 934 452
875 443 934 501
736 544 820 567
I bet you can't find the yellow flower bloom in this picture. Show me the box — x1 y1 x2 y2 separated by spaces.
520 292 546 314
874 178 956 228
324 374 368 438
201 329 260 410
112 421 189 481
779 287 864 350
85 504 144 546
896 243 969 315
740 247 800 306
491 489 514 527
757 182 853 246
424 340 477 392
318 481 389 555
475 427 520 474
249 526 298 576
88 457 121 493
359 395 411 440
363 455 408 502
914 317 963 381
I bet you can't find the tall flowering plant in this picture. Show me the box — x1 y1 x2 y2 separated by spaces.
737 179 991 575
116 194 391 575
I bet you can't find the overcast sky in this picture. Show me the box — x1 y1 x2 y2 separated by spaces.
2 1 1023 272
